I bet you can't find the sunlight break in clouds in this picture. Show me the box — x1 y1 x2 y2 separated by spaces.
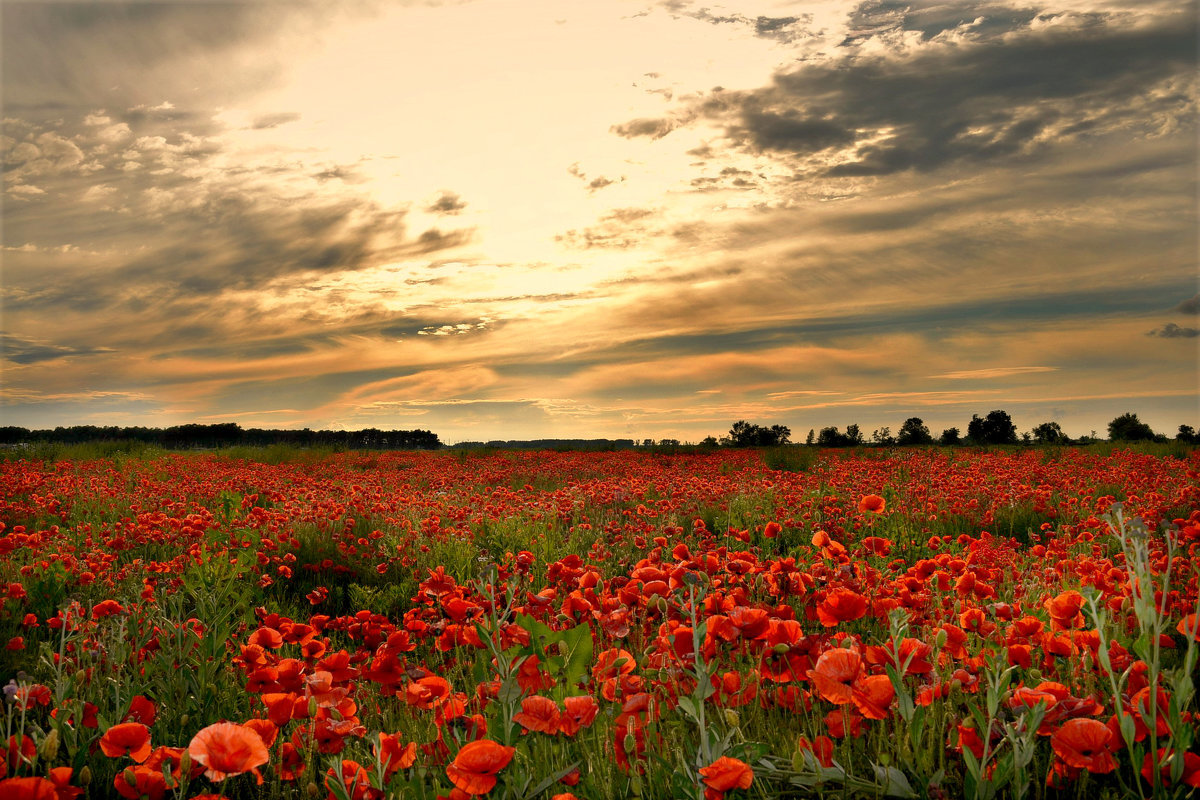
2 0 1196 442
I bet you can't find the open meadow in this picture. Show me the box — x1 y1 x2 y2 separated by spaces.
1 445 1197 800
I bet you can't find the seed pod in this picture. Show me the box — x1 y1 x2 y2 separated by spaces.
40 728 59 761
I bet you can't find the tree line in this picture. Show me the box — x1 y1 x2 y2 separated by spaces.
707 411 1198 448
0 424 442 450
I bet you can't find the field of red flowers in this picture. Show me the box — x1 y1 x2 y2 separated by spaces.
0 445 1197 800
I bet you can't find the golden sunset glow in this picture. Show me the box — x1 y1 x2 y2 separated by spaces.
3 0 1197 441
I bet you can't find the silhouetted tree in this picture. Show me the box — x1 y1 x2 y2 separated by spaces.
940 427 961 446
967 410 1018 445
1031 421 1069 445
871 427 894 446
805 429 815 445
845 424 864 446
1178 425 1198 444
1107 412 1155 442
896 417 933 446
726 420 791 447
817 427 848 447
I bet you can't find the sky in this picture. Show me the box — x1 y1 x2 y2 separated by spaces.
2 0 1197 444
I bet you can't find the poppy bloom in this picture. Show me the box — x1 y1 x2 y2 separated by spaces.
187 722 270 783
1045 590 1085 630
1177 613 1199 642
513 695 560 734
558 696 599 736
808 648 862 705
446 740 515 795
817 589 868 627
0 776 57 800
100 723 152 763
1050 719 1116 773
378 732 417 777
1142 748 1200 788
858 495 886 513
699 756 753 800
763 522 782 539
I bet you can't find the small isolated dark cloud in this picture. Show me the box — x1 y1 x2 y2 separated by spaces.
1173 294 1199 315
251 112 301 129
660 3 812 43
1147 323 1199 339
610 117 679 140
426 191 467 215
2 333 114 364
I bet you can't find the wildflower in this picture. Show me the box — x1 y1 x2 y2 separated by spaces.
816 588 868 627
1050 719 1116 773
187 722 270 783
446 740 515 795
858 494 886 513
513 695 560 734
99 723 152 763
377 732 417 777
699 756 753 800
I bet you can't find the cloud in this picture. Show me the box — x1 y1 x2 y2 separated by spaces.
425 191 467 214
1173 294 1199 314
932 367 1059 380
1 333 114 364
1146 322 1199 338
250 112 302 130
617 5 1195 177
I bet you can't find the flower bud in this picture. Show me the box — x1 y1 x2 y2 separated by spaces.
179 714 189 728
308 696 319 718
1027 668 1042 682
124 768 139 787
74 670 87 685
307 781 321 798
623 733 637 753
179 749 192 775
934 629 948 650
557 640 570 658
774 643 791 655
40 728 59 761
723 708 740 727
78 766 92 786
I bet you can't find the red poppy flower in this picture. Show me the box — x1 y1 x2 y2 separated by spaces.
763 522 782 539
100 723 152 763
699 756 753 800
446 740 515 795
858 495 886 514
1142 748 1200 788
378 732 418 777
1045 591 1085 630
1050 719 1116 773
817 589 868 627
808 648 862 705
1177 613 1199 642
558 696 599 736
513 695 560 734
113 766 166 800
0 776 57 800
187 722 270 783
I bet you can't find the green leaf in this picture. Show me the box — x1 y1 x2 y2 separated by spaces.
527 761 581 798
872 763 917 798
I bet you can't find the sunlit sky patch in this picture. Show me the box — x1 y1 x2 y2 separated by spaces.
2 0 1196 442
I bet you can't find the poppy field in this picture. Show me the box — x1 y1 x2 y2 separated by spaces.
0 445 1197 800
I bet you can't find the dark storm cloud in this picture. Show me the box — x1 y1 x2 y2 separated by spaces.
1 333 114 365
618 6 1196 176
1146 323 1199 339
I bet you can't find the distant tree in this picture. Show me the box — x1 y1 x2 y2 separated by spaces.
940 427 961 446
845 424 864 446
641 439 655 447
896 417 933 446
0 427 30 444
805 429 815 446
1031 421 1069 445
1178 425 1198 444
1107 412 1155 442
871 427 894 446
660 438 680 447
966 410 1018 445
726 420 790 447
700 435 720 448
817 427 847 447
